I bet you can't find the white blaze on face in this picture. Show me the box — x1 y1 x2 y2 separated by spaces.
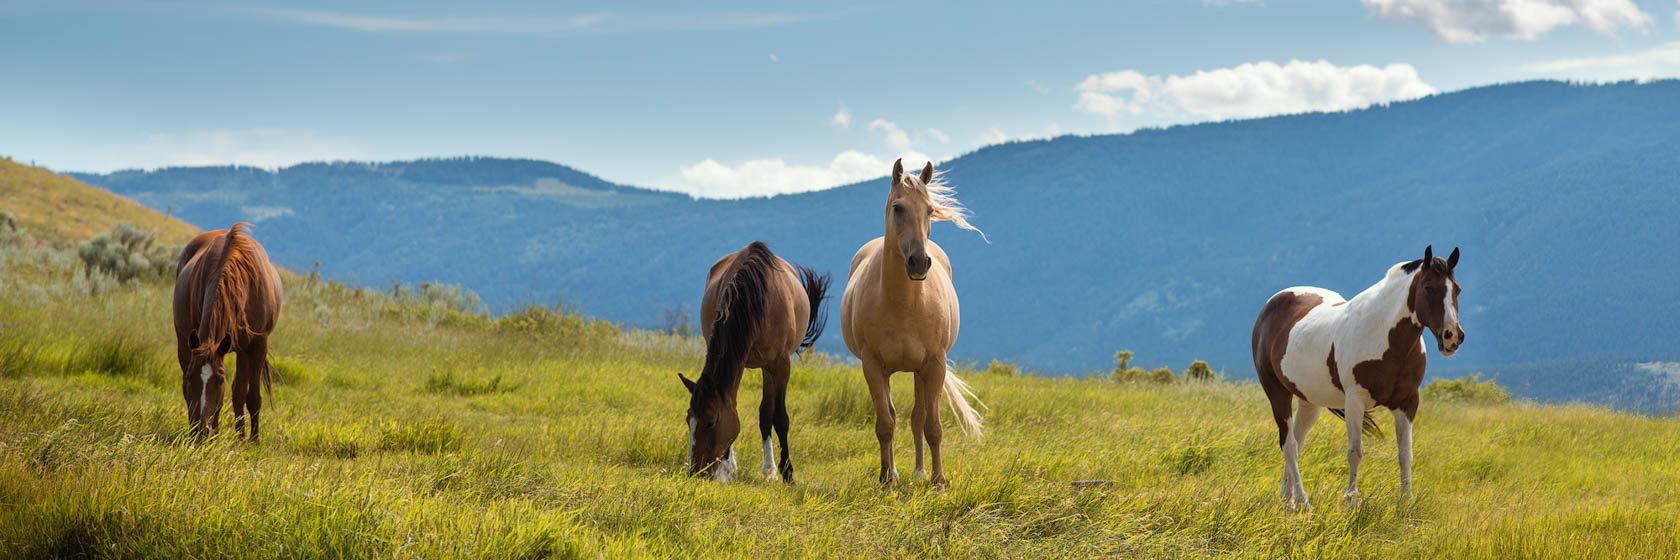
198 364 213 418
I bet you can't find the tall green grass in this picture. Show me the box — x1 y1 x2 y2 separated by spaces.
2 246 1678 558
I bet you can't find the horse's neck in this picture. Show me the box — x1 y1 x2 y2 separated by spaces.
1343 271 1419 338
876 234 921 304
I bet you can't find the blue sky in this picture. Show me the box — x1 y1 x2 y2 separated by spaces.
4 0 1679 197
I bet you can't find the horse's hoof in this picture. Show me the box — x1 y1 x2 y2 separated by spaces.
912 469 927 480
1341 491 1362 506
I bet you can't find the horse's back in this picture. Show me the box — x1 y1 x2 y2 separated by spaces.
1253 287 1345 406
700 244 806 363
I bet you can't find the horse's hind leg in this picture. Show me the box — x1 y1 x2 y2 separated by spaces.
758 361 788 480
1257 365 1298 506
230 357 250 440
862 359 897 486
769 357 794 483
1287 399 1322 507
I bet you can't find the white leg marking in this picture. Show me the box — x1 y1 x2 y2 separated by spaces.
1342 393 1366 504
1288 403 1322 508
761 436 777 478
1395 410 1414 497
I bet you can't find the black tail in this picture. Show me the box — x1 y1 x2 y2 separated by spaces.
697 242 775 393
1328 408 1384 438
795 264 831 352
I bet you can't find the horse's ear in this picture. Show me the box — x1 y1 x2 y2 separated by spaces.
1423 245 1433 264
216 335 233 356
920 162 934 185
1447 247 1460 270
678 373 695 394
891 158 904 186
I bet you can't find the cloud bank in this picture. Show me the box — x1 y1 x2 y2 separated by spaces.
1361 0 1651 43
1074 59 1436 122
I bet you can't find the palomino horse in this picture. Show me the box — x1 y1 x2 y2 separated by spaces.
173 223 284 441
840 159 986 487
681 241 831 482
1252 246 1464 508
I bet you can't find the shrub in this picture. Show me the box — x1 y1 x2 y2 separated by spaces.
0 208 27 246
1112 366 1147 383
1422 373 1512 404
984 359 1021 377
1185 360 1215 381
75 223 176 282
1149 367 1176 384
1112 350 1133 372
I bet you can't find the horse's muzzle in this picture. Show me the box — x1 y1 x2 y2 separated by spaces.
1438 328 1465 355
905 254 931 281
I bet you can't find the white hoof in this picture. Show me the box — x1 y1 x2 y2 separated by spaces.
912 469 927 480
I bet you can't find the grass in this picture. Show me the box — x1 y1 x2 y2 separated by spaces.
0 158 199 248
3 246 1680 558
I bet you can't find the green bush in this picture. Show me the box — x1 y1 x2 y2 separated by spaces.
1149 367 1176 384
1422 373 1512 404
1185 360 1215 382
984 359 1021 377
0 208 27 246
75 223 176 282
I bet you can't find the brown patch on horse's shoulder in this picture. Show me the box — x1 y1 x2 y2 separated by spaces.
1350 318 1427 417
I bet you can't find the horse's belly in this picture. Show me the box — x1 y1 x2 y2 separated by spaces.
1279 317 1346 407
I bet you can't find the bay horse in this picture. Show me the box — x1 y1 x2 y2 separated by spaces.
839 159 986 488
680 241 831 482
1252 246 1464 508
173 223 283 441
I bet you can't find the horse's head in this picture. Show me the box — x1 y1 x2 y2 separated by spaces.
679 373 739 481
182 330 232 436
887 159 937 280
1409 245 1464 356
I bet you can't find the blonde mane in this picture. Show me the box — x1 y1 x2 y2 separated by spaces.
197 222 265 355
900 168 989 243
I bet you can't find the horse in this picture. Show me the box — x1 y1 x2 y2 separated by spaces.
680 241 831 482
1252 245 1464 508
173 223 284 441
839 159 987 488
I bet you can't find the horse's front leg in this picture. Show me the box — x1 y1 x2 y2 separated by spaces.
862 360 896 487
1395 409 1414 497
916 357 948 488
1342 394 1366 505
237 337 269 443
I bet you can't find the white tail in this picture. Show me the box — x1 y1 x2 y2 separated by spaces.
942 369 985 441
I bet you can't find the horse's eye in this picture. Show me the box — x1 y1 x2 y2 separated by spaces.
892 204 902 214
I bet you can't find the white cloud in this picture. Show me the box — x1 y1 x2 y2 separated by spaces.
1523 41 1680 81
1074 59 1436 123
831 103 852 129
768 53 779 63
1361 0 1651 43
925 129 951 144
679 151 886 198
79 128 367 172
240 7 838 34
677 117 945 197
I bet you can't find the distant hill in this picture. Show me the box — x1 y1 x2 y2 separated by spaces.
69 81 1680 411
1 157 197 246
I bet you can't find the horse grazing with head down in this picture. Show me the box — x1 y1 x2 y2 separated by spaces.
173 223 283 440
1252 246 1464 508
840 159 987 488
681 241 831 482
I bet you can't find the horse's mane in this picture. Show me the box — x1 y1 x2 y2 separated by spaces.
900 168 988 243
195 222 264 356
696 242 776 396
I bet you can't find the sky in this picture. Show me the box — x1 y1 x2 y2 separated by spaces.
4 0 1680 198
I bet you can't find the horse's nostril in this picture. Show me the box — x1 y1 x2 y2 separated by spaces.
1444 331 1454 340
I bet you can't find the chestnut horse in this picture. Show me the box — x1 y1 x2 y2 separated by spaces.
681 241 830 482
1252 246 1464 508
840 159 986 488
173 223 283 440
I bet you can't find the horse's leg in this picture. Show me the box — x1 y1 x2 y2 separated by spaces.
770 357 794 483
1394 410 1413 498
910 379 927 480
176 339 197 432
1258 366 1295 505
916 358 948 487
1341 394 1366 504
241 337 269 443
862 359 897 486
758 360 789 480
230 352 250 441
1287 399 1322 508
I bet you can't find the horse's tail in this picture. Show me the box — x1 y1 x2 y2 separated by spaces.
794 264 831 352
943 366 985 441
1329 408 1384 439
699 242 775 390
262 356 274 401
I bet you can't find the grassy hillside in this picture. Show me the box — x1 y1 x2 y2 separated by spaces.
0 157 197 247
2 245 1677 558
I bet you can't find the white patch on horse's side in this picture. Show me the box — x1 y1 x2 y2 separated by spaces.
1278 264 1420 410
761 436 776 478
686 417 697 467
198 364 213 416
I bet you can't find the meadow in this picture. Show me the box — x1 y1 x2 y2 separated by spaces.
3 237 1680 559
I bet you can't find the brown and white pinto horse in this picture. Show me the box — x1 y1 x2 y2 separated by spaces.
1253 246 1463 508
173 223 283 440
840 159 986 488
681 241 830 482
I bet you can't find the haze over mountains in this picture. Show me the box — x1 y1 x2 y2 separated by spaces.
69 80 1680 410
